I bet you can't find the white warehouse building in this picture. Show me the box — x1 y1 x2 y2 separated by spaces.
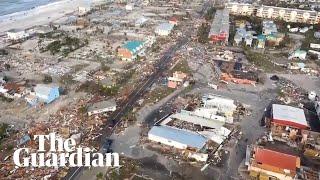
155 23 174 36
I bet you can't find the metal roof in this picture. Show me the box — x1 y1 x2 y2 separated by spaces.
208 9 230 37
34 84 58 96
171 111 225 129
272 104 309 129
254 147 300 173
88 99 116 112
198 127 231 144
148 126 207 150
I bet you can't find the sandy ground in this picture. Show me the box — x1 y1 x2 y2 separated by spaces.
0 0 103 33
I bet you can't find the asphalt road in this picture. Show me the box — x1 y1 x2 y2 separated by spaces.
63 1 212 179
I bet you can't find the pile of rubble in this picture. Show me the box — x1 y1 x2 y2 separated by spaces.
0 95 111 179
276 78 307 105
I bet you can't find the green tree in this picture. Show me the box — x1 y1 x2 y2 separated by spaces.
197 23 210 44
96 172 104 180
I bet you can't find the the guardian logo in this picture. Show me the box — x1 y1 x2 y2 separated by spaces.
13 133 120 167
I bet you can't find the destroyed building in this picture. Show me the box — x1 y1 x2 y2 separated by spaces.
267 104 310 144
87 99 117 116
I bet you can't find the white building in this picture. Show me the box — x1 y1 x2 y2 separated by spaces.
262 20 278 35
7 29 29 41
125 3 134 11
34 84 60 104
155 23 174 36
310 43 320 49
201 94 237 113
201 94 237 122
78 6 90 16
227 2 320 24
135 16 148 27
289 50 307 60
87 99 117 116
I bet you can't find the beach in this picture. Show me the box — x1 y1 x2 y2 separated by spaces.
0 0 102 33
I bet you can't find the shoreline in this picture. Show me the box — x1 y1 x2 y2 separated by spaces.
0 0 65 21
0 0 55 17
0 0 102 34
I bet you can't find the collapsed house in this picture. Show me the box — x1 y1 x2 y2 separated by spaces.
220 71 257 85
87 99 117 116
246 145 301 180
155 23 174 36
0 82 27 99
167 71 187 89
215 58 259 85
301 130 320 160
201 94 237 123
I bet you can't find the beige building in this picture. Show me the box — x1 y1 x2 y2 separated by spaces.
227 2 320 24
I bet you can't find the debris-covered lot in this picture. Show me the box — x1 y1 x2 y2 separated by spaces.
0 0 320 179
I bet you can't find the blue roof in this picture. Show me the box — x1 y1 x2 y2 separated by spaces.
122 41 143 53
148 126 207 149
19 134 31 146
257 34 266 41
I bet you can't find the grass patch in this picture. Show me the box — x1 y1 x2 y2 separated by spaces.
77 81 119 96
245 50 285 72
204 7 216 21
197 23 210 44
71 63 89 72
44 36 88 56
301 29 320 51
0 95 13 103
171 59 192 75
144 86 175 104
0 123 9 145
107 161 138 180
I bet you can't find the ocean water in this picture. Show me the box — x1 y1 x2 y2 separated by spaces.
0 0 55 16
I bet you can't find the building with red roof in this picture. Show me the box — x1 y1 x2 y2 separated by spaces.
248 146 300 180
167 71 187 89
208 9 229 44
169 17 178 26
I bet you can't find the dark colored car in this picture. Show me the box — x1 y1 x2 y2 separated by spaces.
102 138 113 153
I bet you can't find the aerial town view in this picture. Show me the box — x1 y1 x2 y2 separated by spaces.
0 0 320 179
